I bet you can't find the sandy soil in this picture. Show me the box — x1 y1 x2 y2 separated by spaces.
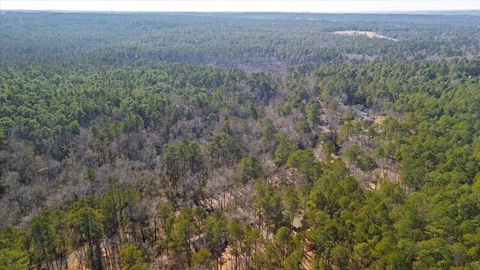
334 31 397 41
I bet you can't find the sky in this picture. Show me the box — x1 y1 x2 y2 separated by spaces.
1 0 480 13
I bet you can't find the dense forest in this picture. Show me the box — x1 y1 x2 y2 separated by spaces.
1 12 480 269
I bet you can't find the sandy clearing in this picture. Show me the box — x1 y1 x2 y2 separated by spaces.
334 30 398 41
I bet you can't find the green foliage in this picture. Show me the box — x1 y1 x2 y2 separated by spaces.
0 127 7 147
345 145 362 163
209 132 245 167
237 155 262 182
357 155 377 172
192 248 214 268
28 210 65 267
283 249 304 270
413 238 453 269
274 133 296 166
255 182 286 232
168 215 195 262
66 119 80 136
0 227 29 270
203 211 228 260
120 245 147 270
305 100 321 126
101 187 140 236
287 149 322 179
322 139 338 157
163 140 203 182
67 206 104 270
260 118 278 149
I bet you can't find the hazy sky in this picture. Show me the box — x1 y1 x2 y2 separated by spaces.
2 0 480 13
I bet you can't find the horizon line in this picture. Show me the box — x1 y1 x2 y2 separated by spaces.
2 9 480 14
2 1 480 13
